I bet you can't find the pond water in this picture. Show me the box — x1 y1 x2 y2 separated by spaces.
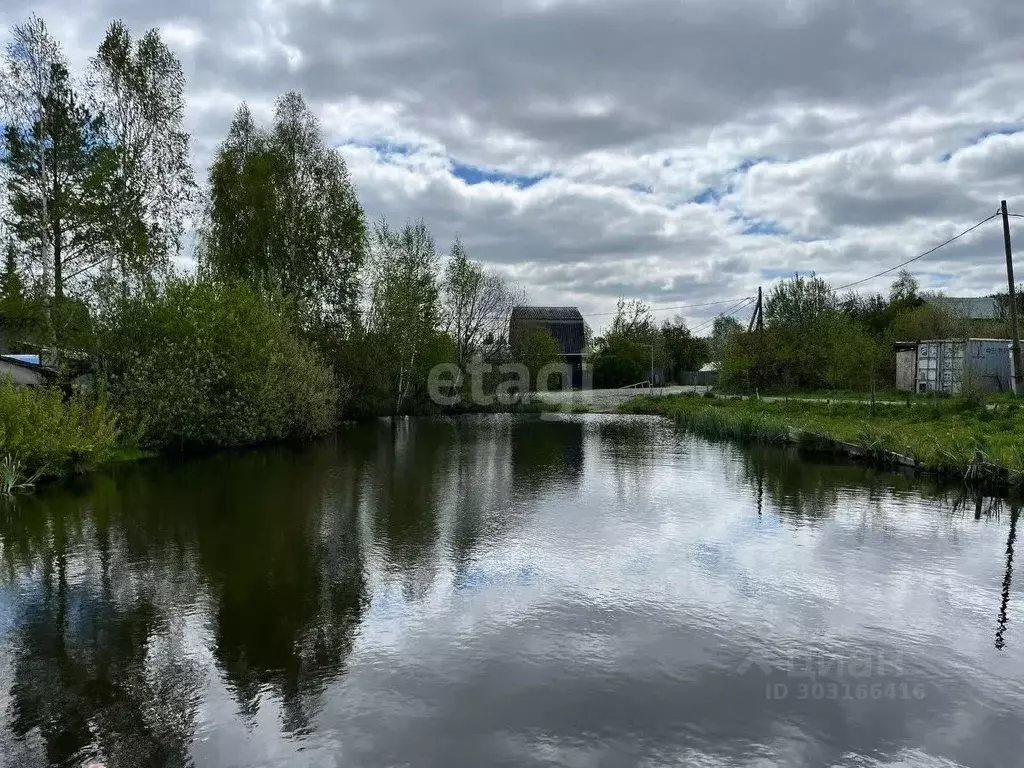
0 414 1021 768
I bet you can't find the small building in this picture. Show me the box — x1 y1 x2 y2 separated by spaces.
0 354 57 388
894 339 1016 395
509 306 588 389
894 342 918 392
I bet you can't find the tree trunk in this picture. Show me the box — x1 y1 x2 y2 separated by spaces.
38 138 52 295
53 215 63 303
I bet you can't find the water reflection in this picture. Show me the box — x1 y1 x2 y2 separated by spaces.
997 502 1020 651
0 416 1021 767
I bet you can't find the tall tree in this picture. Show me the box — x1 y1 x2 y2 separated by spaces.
3 57 108 302
90 20 196 281
661 315 709 378
365 219 442 414
0 15 63 301
203 93 366 333
709 315 743 362
889 269 920 304
441 236 523 368
764 272 836 328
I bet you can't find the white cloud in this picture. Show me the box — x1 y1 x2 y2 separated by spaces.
4 0 1024 327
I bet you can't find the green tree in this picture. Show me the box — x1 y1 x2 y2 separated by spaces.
90 20 196 281
889 269 920 304
441 235 523 370
0 15 63 304
709 315 743 362
513 326 563 391
363 219 443 414
660 316 709 381
3 55 109 304
202 95 366 334
765 272 836 328
97 278 337 450
590 298 662 387
0 238 30 332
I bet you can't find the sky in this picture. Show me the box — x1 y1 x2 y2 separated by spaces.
3 0 1024 331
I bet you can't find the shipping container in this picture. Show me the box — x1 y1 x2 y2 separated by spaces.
909 339 1013 395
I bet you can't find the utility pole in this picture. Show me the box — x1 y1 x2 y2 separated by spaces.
757 286 764 330
1001 200 1023 396
748 288 764 332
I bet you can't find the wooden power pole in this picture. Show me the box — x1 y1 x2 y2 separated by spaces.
747 287 764 332
1001 200 1023 396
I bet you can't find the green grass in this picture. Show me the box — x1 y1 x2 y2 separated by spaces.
620 393 1024 489
724 387 1021 407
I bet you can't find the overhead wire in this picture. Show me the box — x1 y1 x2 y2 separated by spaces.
832 212 1000 292
578 296 751 318
689 297 753 335
575 209 1015 335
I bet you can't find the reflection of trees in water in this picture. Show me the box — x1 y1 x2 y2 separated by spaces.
346 416 584 593
443 418 517 575
0 416 587 757
192 447 367 733
733 445 954 522
730 445 1024 650
594 417 659 463
1 486 203 767
0 441 369 753
996 502 1020 650
591 417 667 502
355 419 452 601
510 417 585 490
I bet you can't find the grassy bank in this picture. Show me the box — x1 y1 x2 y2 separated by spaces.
620 393 1024 489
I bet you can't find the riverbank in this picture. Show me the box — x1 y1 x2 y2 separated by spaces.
620 393 1024 490
0 386 590 498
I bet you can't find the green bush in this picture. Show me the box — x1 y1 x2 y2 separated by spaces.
96 278 338 451
0 379 118 477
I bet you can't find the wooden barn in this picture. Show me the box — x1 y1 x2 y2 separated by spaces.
509 306 588 389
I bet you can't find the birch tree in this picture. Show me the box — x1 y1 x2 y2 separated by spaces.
441 236 524 370
366 220 441 414
90 20 196 282
202 94 366 334
0 15 62 300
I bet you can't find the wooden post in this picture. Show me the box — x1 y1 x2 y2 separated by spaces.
1001 201 1023 396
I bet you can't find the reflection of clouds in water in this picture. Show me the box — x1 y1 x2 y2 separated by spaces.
0 415 1021 766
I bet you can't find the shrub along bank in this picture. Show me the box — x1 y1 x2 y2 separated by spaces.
96 278 338 452
0 379 118 482
620 394 1024 490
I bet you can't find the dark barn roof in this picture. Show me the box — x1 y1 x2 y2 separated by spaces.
509 306 586 356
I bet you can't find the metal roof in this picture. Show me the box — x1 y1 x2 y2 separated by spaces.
894 338 1011 345
924 296 999 320
509 306 587 356
510 306 585 322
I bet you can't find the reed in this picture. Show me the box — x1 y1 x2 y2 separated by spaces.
0 455 40 497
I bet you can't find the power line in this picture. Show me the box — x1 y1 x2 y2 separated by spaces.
833 212 1000 292
579 296 751 318
690 297 752 335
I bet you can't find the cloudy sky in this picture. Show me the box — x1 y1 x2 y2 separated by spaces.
4 0 1024 330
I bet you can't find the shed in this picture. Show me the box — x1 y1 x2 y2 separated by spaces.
895 339 1016 395
0 355 58 388
509 306 588 389
894 342 918 392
